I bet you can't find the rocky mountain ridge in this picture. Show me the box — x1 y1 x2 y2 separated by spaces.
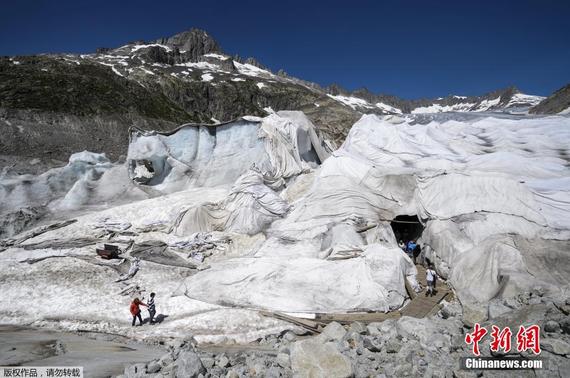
0 28 561 166
530 83 570 115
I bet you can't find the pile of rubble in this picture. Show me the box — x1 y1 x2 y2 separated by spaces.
120 293 570 378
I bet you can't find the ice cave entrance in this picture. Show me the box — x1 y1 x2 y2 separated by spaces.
390 215 424 245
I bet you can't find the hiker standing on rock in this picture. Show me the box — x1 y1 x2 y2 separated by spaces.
425 265 437 297
147 292 157 324
130 297 147 326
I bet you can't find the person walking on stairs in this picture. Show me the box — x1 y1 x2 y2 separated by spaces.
425 265 437 297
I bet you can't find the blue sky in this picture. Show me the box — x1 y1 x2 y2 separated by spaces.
1 0 569 99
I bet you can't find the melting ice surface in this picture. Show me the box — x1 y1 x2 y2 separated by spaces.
0 111 569 343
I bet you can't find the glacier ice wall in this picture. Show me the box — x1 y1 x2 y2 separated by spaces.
127 112 328 193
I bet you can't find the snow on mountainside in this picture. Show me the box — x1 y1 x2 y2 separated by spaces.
0 27 553 172
410 91 544 114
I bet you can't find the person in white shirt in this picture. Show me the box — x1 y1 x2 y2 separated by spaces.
425 265 437 297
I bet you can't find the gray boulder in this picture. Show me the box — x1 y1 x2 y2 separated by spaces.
175 350 205 377
290 338 353 378
544 320 561 333
561 317 570 334
385 339 402 354
348 321 367 335
316 321 347 343
362 336 382 352
124 363 146 378
276 352 290 368
146 360 161 374
541 338 570 356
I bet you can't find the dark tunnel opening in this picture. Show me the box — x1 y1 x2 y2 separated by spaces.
390 214 424 246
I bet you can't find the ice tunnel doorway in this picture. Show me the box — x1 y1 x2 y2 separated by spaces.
390 214 424 247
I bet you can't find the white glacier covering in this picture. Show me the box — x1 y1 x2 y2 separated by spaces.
1 111 569 342
182 113 570 315
0 151 144 214
127 112 327 192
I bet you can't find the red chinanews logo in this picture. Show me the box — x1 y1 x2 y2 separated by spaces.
465 323 541 356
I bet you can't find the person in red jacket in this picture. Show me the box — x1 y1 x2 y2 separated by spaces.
130 298 147 326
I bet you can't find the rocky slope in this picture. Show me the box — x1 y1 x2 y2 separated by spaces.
530 83 570 114
0 28 548 168
121 294 570 378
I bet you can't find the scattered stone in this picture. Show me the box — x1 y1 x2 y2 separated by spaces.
503 297 520 309
396 316 430 343
341 330 362 348
541 338 570 356
316 321 347 343
251 362 266 376
175 350 205 377
146 361 161 374
276 352 290 368
450 333 465 352
159 353 174 367
362 336 382 352
529 296 542 305
348 321 367 334
283 331 297 342
290 338 353 378
560 317 570 334
201 357 215 369
462 304 488 327
216 355 230 368
225 371 239 378
544 320 561 333
265 366 281 377
385 339 402 354
366 322 382 336
488 301 512 319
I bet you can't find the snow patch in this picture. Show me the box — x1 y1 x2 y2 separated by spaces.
376 102 403 114
201 73 214 82
559 106 570 115
97 62 124 77
474 97 501 112
176 61 220 71
233 61 274 78
327 94 373 110
506 93 545 108
131 44 172 53
412 102 476 114
203 53 229 61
